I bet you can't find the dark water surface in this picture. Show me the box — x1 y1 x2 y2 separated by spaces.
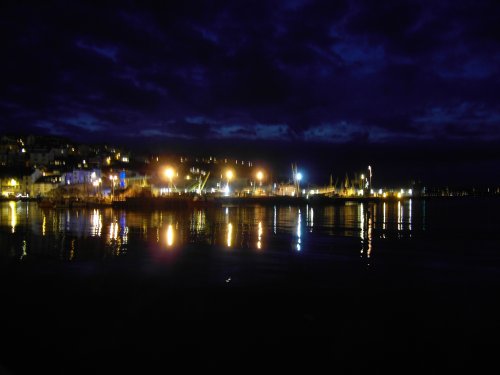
1 199 500 373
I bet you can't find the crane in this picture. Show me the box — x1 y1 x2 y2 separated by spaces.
189 172 210 194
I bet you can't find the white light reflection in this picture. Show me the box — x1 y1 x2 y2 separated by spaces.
273 206 277 234
90 209 102 237
397 201 402 232
409 199 412 232
123 226 129 244
367 214 372 259
359 203 365 241
109 222 119 241
257 221 262 249
382 202 386 231
359 203 365 256
296 209 302 251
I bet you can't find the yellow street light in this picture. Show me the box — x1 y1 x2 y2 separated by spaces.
164 167 176 194
256 170 264 181
224 170 234 196
256 170 264 190
165 167 175 180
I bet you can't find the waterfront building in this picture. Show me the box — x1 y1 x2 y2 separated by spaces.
31 175 61 198
62 169 102 185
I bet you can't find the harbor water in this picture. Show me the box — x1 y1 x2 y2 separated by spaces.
1 198 499 373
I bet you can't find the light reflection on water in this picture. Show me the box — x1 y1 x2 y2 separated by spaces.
257 221 262 250
9 201 17 233
166 224 174 248
0 201 424 263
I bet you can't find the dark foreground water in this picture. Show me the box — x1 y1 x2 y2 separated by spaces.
1 199 500 373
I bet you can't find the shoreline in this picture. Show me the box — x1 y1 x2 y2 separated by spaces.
2 194 498 210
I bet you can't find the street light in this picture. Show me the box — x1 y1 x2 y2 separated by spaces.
295 172 303 197
225 170 234 195
164 167 175 193
165 167 175 180
256 170 264 186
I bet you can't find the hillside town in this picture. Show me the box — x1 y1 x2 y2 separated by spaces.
1 134 492 205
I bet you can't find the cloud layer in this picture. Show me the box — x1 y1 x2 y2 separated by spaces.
1 0 500 146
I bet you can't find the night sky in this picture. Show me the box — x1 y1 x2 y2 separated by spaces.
1 1 500 185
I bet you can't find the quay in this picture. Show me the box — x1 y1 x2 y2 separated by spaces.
32 194 417 210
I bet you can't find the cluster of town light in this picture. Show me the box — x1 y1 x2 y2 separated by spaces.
160 166 266 196
152 164 416 199
0 162 414 200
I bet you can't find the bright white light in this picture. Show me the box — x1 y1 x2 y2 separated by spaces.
408 189 413 195
166 224 174 247
165 167 175 179
296 172 303 181
224 185 230 196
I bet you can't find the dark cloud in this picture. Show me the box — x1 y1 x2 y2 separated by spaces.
1 0 500 183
